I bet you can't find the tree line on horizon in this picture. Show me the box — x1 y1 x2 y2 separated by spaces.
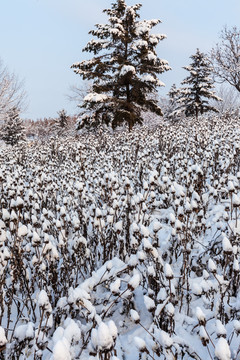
0 0 240 145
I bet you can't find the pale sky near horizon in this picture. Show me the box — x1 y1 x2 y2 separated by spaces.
0 0 239 120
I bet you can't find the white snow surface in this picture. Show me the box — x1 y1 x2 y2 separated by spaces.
215 337 231 360
53 338 71 360
84 92 108 103
128 272 141 290
97 322 113 350
0 326 7 346
195 307 206 323
17 224 28 237
164 263 174 279
38 290 49 307
119 65 136 76
134 336 146 351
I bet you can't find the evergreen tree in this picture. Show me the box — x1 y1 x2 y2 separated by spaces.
1 107 25 146
71 0 170 131
53 109 68 136
179 49 221 120
164 84 185 121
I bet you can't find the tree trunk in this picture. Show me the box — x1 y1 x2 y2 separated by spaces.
195 107 199 121
128 119 133 132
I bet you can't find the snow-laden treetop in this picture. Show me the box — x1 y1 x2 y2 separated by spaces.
71 0 170 131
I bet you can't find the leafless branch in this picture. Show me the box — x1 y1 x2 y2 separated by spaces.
0 59 28 122
211 26 240 93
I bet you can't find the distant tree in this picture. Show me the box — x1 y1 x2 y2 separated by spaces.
164 84 185 121
71 0 170 131
0 59 27 122
210 85 240 117
53 109 68 136
211 26 240 93
58 109 68 128
179 49 221 120
24 119 36 139
1 107 25 145
35 117 53 139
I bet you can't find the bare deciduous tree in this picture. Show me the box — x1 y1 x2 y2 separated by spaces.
211 26 240 92
67 81 93 107
0 59 27 122
211 84 240 116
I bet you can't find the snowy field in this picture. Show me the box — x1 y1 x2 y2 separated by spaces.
0 116 239 359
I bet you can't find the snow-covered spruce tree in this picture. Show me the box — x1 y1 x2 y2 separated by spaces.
1 107 25 145
71 0 170 131
179 49 221 120
164 83 185 121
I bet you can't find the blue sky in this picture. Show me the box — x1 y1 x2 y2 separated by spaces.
0 0 239 120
